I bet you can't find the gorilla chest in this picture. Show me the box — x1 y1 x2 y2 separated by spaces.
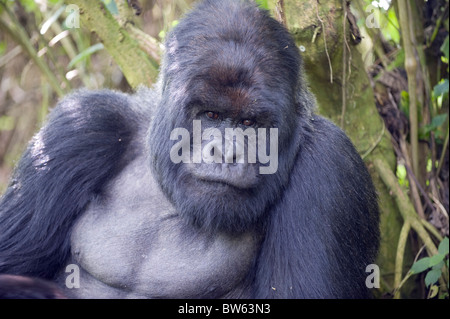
66 162 260 298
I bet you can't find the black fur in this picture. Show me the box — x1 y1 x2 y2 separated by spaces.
0 90 138 278
254 117 379 298
0 274 66 299
0 0 379 298
151 0 379 297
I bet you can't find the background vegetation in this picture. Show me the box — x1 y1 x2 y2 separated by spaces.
0 0 448 298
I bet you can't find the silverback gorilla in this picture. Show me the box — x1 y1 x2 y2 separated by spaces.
0 0 379 298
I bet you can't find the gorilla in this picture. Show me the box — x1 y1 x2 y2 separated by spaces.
0 0 379 298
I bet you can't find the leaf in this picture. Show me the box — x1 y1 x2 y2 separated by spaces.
411 257 431 274
428 285 439 299
255 0 269 9
396 164 407 185
429 254 445 267
421 114 449 139
67 43 104 69
433 79 449 98
438 237 449 255
441 35 449 61
425 269 442 287
432 260 444 271
431 114 448 127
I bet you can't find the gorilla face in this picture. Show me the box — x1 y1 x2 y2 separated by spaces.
149 1 306 233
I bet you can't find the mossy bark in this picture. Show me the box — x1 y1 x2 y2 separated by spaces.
68 0 159 88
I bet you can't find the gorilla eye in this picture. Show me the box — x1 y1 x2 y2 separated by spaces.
205 111 219 120
242 119 254 126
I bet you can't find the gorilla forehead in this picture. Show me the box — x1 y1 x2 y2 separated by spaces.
189 59 258 116
162 0 301 97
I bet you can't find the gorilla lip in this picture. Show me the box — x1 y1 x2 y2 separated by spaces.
169 120 279 175
189 162 260 189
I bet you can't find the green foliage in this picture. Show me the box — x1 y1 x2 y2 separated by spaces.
441 35 449 64
410 237 449 298
387 49 405 71
435 35 449 101
68 43 105 68
396 164 408 187
400 90 409 117
433 79 449 99
18 0 37 12
382 6 400 44
411 257 432 274
361 0 400 45
255 0 269 10
421 113 448 141
426 158 438 173
428 34 449 143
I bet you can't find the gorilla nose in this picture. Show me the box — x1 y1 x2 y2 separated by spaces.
201 134 246 164
223 136 245 164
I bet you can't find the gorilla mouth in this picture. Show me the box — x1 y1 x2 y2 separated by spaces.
188 163 260 189
197 175 258 190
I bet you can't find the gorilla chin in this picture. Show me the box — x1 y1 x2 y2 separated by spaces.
171 163 275 234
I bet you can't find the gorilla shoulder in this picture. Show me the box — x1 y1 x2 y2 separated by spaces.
0 89 152 278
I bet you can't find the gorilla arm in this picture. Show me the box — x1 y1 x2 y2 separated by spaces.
253 116 379 299
0 90 139 278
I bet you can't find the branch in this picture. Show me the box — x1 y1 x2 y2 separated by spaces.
275 0 287 28
397 0 419 179
374 158 438 255
315 0 333 83
68 0 159 88
436 123 449 178
393 222 411 298
373 158 448 296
